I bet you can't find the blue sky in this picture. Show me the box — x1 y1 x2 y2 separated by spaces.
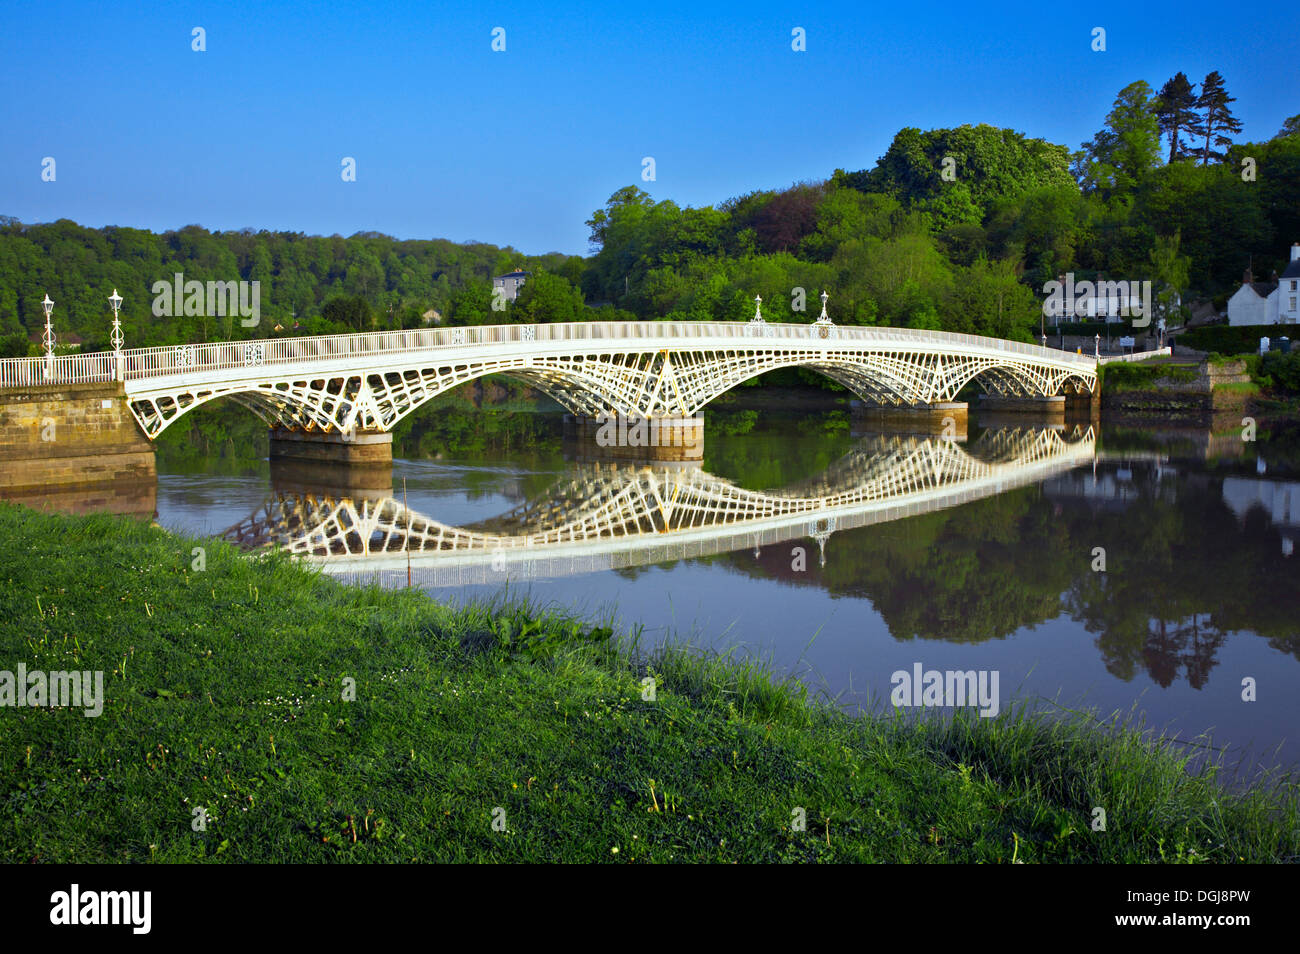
2 1 1295 256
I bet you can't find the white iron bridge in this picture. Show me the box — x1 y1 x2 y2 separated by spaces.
221 426 1096 585
0 321 1099 439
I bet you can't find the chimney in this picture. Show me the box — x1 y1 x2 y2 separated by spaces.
1292 242 1300 262
1244 267 1254 284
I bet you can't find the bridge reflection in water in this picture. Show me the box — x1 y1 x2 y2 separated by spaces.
222 426 1096 587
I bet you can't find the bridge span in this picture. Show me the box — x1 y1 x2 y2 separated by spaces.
0 320 1099 440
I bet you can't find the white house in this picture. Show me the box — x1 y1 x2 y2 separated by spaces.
492 270 530 302
1228 242 1300 326
1044 274 1148 323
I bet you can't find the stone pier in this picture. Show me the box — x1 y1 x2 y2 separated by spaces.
852 401 968 438
268 427 394 467
563 414 704 462
0 381 155 497
1064 391 1099 418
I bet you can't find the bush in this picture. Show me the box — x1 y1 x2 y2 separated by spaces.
1260 351 1300 394
1180 324 1293 355
0 332 33 358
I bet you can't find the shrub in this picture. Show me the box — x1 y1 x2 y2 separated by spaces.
1260 351 1300 394
1180 324 1294 355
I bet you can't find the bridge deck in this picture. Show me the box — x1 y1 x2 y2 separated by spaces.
2 321 1099 438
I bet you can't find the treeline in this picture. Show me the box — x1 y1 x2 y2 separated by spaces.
583 75 1297 335
1 73 1296 358
0 222 590 355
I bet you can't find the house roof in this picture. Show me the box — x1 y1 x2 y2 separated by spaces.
1282 258 1300 280
1249 281 1279 297
495 270 529 279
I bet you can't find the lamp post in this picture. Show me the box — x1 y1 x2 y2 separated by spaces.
752 294 764 322
1095 334 1100 359
1046 276 1059 343
41 294 55 379
813 290 835 338
108 289 124 381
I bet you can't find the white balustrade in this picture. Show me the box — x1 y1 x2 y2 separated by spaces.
0 320 1096 389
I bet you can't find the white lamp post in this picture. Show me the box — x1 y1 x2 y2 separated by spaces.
814 289 836 338
41 294 55 379
751 294 764 323
109 289 124 380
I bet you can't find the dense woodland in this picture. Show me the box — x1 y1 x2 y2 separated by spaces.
2 72 1297 360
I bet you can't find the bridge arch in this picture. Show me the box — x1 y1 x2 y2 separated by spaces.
115 322 1099 438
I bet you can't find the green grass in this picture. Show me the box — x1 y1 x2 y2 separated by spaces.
1213 380 1262 397
1 504 1296 863
1100 362 1200 392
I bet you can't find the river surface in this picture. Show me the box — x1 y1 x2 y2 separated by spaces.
124 397 1300 780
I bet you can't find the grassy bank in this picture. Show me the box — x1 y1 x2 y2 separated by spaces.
1 504 1296 863
1098 362 1200 392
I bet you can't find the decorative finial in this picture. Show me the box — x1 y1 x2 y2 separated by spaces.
752 294 764 322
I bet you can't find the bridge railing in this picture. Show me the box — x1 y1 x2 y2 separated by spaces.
0 321 1095 388
1097 347 1172 365
0 352 121 388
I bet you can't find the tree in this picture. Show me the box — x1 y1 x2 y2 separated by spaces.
511 271 585 324
448 280 494 326
584 185 654 251
986 184 1088 286
1148 231 1191 324
748 183 823 253
320 294 374 331
0 332 32 357
1274 115 1300 140
1195 71 1243 165
1231 134 1300 273
1075 82 1162 200
1154 72 1200 163
847 124 1074 226
1134 160 1271 297
802 188 903 261
946 256 1039 341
